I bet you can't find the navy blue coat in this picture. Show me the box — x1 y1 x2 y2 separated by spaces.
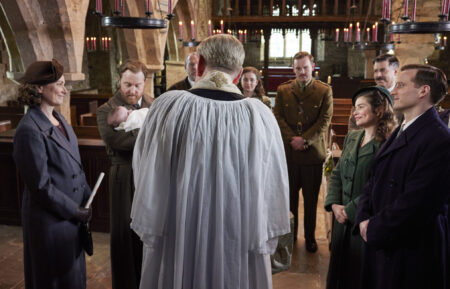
355 107 450 289
13 106 91 289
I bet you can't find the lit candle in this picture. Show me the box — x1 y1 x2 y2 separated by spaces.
220 20 224 34
190 20 195 40
335 28 339 42
344 28 348 42
446 0 450 17
403 0 409 18
382 0 386 19
366 28 370 42
327 75 331 84
86 37 89 50
168 0 172 15
314 71 319 78
356 22 360 29
442 0 446 14
412 0 417 21
93 37 97 50
374 22 378 42
115 0 119 12
228 29 231 35
356 27 360 42
372 25 375 42
349 24 353 42
244 29 247 43
178 21 183 40
208 20 212 36
108 37 111 49
238 30 242 42
444 36 447 46
101 37 104 50
121 0 125 15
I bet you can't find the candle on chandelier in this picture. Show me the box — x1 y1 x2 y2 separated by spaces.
411 0 417 21
349 24 353 42
441 0 447 15
444 36 448 46
382 0 386 18
389 33 395 43
178 21 183 40
344 28 348 42
121 0 125 15
86 37 89 50
108 37 111 49
208 20 212 36
335 28 339 42
146 0 151 14
403 0 409 18
366 28 370 42
115 0 119 12
356 27 360 42
238 30 243 42
220 20 224 34
93 37 97 50
372 25 375 42
386 0 391 20
244 30 247 43
190 20 195 40
374 22 378 42
168 0 172 15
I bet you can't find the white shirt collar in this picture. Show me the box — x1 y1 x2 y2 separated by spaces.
188 77 195 88
138 97 142 107
387 82 396 92
401 110 427 131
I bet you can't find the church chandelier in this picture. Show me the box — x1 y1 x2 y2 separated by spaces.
94 0 173 29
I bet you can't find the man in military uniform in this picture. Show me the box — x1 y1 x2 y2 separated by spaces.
274 51 333 252
167 52 198 91
96 59 153 289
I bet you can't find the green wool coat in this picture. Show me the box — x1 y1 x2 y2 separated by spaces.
324 130 382 289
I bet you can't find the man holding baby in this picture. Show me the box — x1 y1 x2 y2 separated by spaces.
97 59 153 289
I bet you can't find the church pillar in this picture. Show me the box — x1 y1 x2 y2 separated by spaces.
263 29 271 92
363 50 376 79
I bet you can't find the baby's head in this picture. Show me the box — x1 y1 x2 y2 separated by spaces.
107 106 131 127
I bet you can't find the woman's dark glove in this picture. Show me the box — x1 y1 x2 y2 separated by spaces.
73 207 92 223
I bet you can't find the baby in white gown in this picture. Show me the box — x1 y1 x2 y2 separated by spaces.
107 106 148 132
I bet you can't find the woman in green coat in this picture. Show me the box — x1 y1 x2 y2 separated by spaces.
324 86 397 289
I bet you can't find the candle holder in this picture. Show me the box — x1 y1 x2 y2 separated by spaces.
94 0 172 29
180 39 200 47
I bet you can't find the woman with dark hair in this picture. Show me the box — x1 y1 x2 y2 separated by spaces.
238 66 271 108
324 86 397 289
13 59 91 289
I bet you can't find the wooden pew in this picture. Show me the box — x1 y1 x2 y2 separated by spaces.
0 120 12 132
0 106 24 129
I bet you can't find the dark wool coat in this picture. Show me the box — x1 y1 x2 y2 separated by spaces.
355 107 450 289
325 130 382 289
96 92 152 289
13 106 91 289
167 76 192 91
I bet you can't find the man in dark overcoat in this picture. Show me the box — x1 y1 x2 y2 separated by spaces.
97 59 153 289
274 51 333 252
355 64 450 289
167 52 198 91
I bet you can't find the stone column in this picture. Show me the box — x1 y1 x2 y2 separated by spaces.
363 50 376 79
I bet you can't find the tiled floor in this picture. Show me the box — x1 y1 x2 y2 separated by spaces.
0 191 330 289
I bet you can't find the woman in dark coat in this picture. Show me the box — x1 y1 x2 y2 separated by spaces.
324 86 397 289
13 59 92 289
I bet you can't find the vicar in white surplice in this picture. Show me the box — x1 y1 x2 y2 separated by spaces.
130 34 290 289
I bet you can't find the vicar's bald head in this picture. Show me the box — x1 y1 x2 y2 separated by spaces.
197 34 245 79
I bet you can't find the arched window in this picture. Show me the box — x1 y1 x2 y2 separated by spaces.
266 29 310 59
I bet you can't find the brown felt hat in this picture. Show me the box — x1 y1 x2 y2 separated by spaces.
21 59 64 85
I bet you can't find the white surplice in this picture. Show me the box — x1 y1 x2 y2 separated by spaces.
131 71 290 289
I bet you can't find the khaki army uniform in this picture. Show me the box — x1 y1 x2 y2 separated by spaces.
274 78 333 242
97 92 152 289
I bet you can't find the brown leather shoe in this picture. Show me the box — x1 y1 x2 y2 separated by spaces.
305 239 318 253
